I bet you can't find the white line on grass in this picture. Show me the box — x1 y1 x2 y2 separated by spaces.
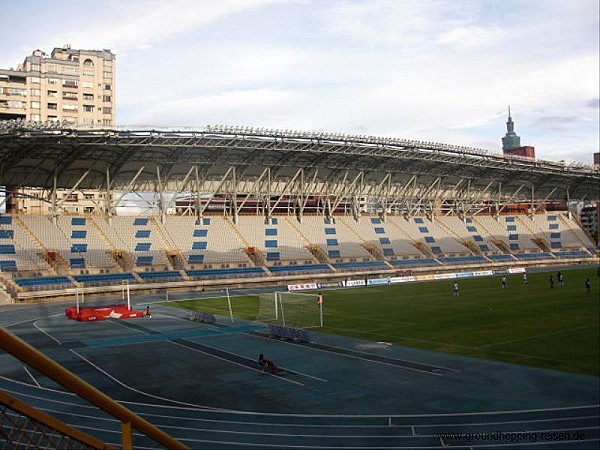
476 324 598 349
327 325 478 350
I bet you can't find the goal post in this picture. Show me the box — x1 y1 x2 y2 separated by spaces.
257 291 323 328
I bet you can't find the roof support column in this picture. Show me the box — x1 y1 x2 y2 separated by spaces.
156 166 166 224
232 166 238 225
296 168 303 222
298 168 316 222
265 167 272 220
194 165 203 221
495 182 502 221
352 172 364 221
1 186 19 214
530 184 535 220
104 167 114 223
51 169 58 226
566 188 572 220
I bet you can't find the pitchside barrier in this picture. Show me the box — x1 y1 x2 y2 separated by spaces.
190 311 216 324
268 324 311 343
286 268 519 292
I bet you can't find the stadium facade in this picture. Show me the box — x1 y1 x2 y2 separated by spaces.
0 120 598 302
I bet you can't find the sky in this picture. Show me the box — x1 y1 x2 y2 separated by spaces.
1 0 599 163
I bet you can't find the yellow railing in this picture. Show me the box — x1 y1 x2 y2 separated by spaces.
0 327 189 449
0 389 115 449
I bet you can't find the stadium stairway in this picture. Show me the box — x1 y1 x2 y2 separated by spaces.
0 283 10 304
13 216 63 274
559 214 597 250
283 217 337 270
148 217 177 271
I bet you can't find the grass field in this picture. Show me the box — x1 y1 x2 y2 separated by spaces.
164 266 599 377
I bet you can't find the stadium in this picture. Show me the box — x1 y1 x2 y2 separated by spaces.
0 119 599 448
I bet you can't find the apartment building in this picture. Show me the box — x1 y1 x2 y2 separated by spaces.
0 44 115 126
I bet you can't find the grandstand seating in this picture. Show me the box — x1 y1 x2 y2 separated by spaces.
556 214 596 250
235 216 316 265
137 270 183 283
437 216 502 255
14 276 72 289
0 212 596 296
73 272 136 286
389 258 439 268
487 254 516 261
0 215 51 272
339 216 422 260
186 266 266 280
514 252 553 260
437 255 487 265
56 216 119 269
333 261 390 272
95 216 171 268
163 216 251 266
387 216 470 256
268 263 332 274
293 216 374 262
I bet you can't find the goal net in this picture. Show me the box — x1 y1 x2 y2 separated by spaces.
256 291 323 328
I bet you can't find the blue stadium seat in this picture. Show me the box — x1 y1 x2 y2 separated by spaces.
15 276 71 287
0 230 14 239
268 264 331 274
0 260 17 270
515 253 552 260
438 256 486 265
186 267 266 279
554 251 589 259
0 245 16 255
73 273 136 285
333 261 388 271
488 254 514 261
138 271 183 282
390 259 438 268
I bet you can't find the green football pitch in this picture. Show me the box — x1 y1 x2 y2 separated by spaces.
164 266 599 376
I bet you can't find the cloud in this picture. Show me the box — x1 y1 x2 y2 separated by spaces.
128 88 308 126
437 25 505 48
57 0 286 53
532 116 580 132
584 98 599 109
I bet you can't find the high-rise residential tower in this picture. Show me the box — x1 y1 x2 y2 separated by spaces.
0 45 115 126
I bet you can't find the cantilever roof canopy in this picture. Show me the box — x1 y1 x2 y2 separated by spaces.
0 124 598 203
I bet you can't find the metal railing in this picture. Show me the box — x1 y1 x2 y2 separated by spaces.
0 327 189 449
